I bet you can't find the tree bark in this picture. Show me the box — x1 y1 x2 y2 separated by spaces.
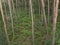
52 0 59 45
48 0 50 24
29 0 34 45
8 0 14 39
40 0 49 42
24 0 27 12
0 0 10 45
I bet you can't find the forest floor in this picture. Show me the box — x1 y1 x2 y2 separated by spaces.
0 8 60 45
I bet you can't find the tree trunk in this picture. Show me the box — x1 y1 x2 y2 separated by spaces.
40 0 49 42
52 0 59 45
29 0 34 45
0 0 10 45
24 0 27 13
48 0 50 24
8 0 14 39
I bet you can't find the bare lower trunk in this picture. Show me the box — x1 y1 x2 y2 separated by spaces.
40 0 48 41
29 0 34 45
52 0 59 45
48 0 50 24
0 0 10 45
11 0 15 14
8 0 14 39
24 0 27 12
38 0 40 18
16 0 17 9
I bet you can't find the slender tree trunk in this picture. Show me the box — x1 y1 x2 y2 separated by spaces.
40 0 49 42
3 1 7 16
48 0 50 24
11 0 17 20
39 0 40 15
24 0 27 12
40 1 43 24
11 0 17 41
8 0 14 39
3 0 8 21
0 0 10 45
16 0 17 9
52 0 59 45
29 0 34 45
22 0 24 10
11 0 15 14
38 0 40 18
28 0 31 17
52 1 56 45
